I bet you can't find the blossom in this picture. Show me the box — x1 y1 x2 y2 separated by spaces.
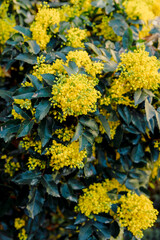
117 192 158 238
50 74 101 120
14 218 25 230
66 27 87 48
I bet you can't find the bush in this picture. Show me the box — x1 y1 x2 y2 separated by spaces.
0 0 160 239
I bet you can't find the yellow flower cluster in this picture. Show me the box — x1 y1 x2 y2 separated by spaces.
20 136 42 154
11 109 24 121
30 3 60 49
123 0 160 38
117 192 158 238
70 0 92 13
55 126 74 142
93 16 121 41
50 74 101 120
27 157 45 171
18 228 27 240
76 178 128 217
66 27 87 48
46 140 86 170
66 50 104 77
0 2 16 48
14 99 32 110
1 155 20 177
109 47 160 106
14 218 25 230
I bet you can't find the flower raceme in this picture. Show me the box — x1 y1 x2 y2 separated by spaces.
76 179 158 238
107 47 160 106
50 73 101 120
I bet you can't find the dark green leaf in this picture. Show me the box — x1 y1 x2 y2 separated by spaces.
80 117 99 132
33 87 52 98
110 221 120 238
13 105 30 120
145 99 155 122
27 40 40 54
27 187 45 218
71 123 83 142
13 26 32 37
12 171 41 185
84 162 96 177
62 65 76 75
0 120 20 142
98 114 110 138
79 223 93 240
17 119 34 138
60 183 77 202
35 100 51 122
134 89 147 106
131 144 144 163
38 118 52 147
68 179 85 190
15 54 37 65
41 174 60 197
13 87 35 99
122 28 133 49
93 222 111 238
85 43 101 55
0 90 13 101
74 213 87 225
27 74 43 90
41 74 56 86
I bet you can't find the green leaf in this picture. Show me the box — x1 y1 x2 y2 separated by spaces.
103 61 117 73
109 16 128 36
15 54 37 65
84 162 96 177
27 74 43 90
122 28 133 49
0 90 13 101
131 144 144 163
93 222 111 239
134 89 147 106
118 105 131 125
13 87 35 99
27 40 40 54
62 65 76 76
79 134 90 151
38 118 52 147
12 171 41 185
98 114 110 138
68 179 85 190
41 74 56 86
13 26 32 37
13 105 30 120
145 99 155 122
85 42 101 55
35 100 51 122
68 61 79 74
60 183 77 202
74 213 87 225
27 187 45 219
71 123 83 142
79 223 93 240
32 87 52 98
80 116 99 132
41 174 60 197
17 120 34 138
0 120 20 142
110 221 120 238
155 110 160 129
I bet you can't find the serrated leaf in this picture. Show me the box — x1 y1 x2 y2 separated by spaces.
12 171 41 185
145 99 155 122
0 120 20 142
85 42 101 55
27 40 40 54
0 90 13 101
122 28 133 49
80 116 99 132
27 187 45 219
38 118 52 147
13 105 30 120
32 87 52 98
35 100 51 122
27 74 43 90
13 87 35 100
60 183 77 202
98 114 110 138
41 174 60 197
134 89 147 106
41 74 56 86
79 223 93 240
71 123 83 142
17 120 34 138
15 54 37 65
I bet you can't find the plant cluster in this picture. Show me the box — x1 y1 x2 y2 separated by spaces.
0 0 160 240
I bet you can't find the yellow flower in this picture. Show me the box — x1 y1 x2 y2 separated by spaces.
30 3 60 49
46 140 86 170
18 228 27 240
27 157 45 171
14 218 25 230
76 179 128 217
66 27 87 48
1 155 20 177
117 192 158 238
50 74 101 120
11 109 25 121
109 47 160 106
0 2 16 48
14 99 32 110
55 126 75 142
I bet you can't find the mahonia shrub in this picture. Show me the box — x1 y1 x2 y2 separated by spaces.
0 0 160 240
